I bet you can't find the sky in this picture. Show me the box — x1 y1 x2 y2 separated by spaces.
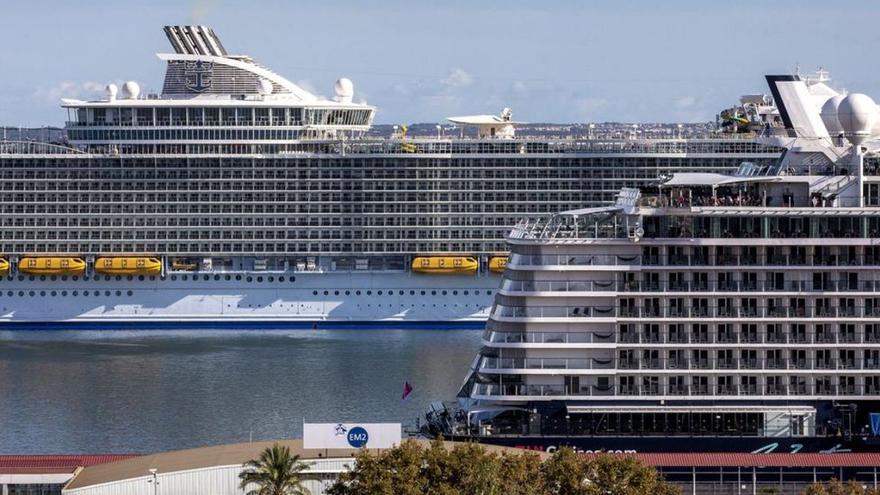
1 0 879 126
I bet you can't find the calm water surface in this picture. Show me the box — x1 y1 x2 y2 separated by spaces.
0 329 481 454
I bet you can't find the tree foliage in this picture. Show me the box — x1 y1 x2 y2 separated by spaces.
239 443 311 495
801 479 880 495
326 438 680 495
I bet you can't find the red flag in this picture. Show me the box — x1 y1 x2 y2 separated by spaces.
401 381 413 401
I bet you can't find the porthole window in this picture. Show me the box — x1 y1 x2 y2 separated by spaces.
83 290 89 296
115 290 122 296
355 290 361 295
345 290 350 295
171 275 177 281
247 276 254 282
51 276 57 281
82 276 88 281
105 291 111 296
115 276 122 281
7 291 12 297
334 290 339 296
399 290 404 296
453 290 458 295
95 291 100 297
290 276 296 282
138 275 145 281
39 291 46 297
50 291 57 297
313 290 318 296
18 276 24 281
214 275 220 281
323 290 329 296
40 276 46 281
225 275 231 281
367 290 372 296
182 275 189 281
279 276 285 282
104 276 111 281
409 290 415 295
475 290 481 295
431 290 437 296
149 276 156 281
464 291 469 295
257 276 263 283
20 291 26 297
420 290 426 296
127 290 133 296
72 276 79 281
268 276 275 282
29 291 35 297
442 291 447 295
61 276 67 281
236 275 242 281
28 276 34 281
127 276 133 281
72 291 78 296
378 290 383 296
203 275 210 281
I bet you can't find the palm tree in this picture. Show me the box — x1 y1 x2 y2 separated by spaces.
239 443 311 495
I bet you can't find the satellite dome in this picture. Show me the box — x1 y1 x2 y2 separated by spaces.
837 93 877 145
334 78 354 102
122 81 140 99
257 79 274 96
105 83 118 101
819 95 844 135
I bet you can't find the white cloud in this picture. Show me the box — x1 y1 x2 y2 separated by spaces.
440 68 473 88
675 96 697 108
32 81 109 103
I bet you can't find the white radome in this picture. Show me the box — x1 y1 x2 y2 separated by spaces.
837 93 877 145
122 81 140 99
334 78 354 98
105 83 118 101
819 95 844 135
257 79 274 95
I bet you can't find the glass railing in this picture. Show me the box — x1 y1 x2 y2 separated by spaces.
501 279 880 293
471 383 878 398
494 304 880 320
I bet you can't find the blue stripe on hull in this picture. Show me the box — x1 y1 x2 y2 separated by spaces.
0 320 485 331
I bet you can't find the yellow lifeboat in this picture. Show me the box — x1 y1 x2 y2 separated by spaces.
489 256 508 273
95 257 162 275
0 258 8 276
412 256 478 274
18 257 86 276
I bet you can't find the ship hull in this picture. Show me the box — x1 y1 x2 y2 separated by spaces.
475 435 878 454
0 271 498 327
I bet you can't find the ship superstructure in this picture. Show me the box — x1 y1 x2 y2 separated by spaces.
0 26 781 326
439 74 880 452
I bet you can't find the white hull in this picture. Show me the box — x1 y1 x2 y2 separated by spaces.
0 271 499 327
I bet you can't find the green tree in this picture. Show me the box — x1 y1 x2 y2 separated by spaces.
802 479 880 495
327 440 425 495
327 441 680 495
541 447 590 495
239 443 311 495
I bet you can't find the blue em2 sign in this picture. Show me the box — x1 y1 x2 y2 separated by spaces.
347 426 369 448
303 423 401 449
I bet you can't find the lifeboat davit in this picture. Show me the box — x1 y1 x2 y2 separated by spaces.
18 257 86 276
411 256 478 274
0 258 8 276
95 257 162 275
488 256 508 273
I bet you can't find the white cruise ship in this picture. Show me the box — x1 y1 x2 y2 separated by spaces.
427 73 880 452
0 26 781 328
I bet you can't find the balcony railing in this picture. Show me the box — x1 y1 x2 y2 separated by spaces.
494 304 880 320
502 279 880 294
471 383 880 398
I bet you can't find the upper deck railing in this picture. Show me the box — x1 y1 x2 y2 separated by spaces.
0 140 88 155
